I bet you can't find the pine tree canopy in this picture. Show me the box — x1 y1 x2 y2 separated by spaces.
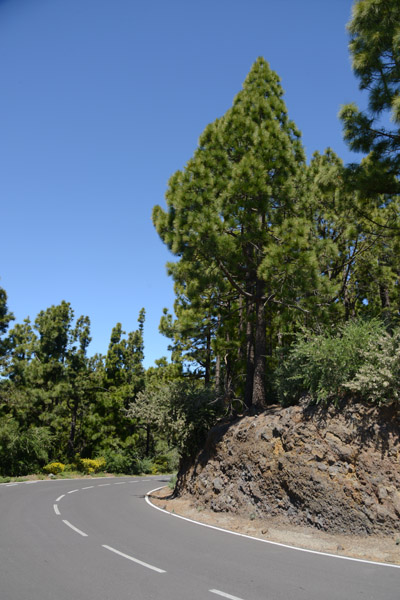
153 57 330 407
340 0 400 188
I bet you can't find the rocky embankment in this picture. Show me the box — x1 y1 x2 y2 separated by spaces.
176 402 400 535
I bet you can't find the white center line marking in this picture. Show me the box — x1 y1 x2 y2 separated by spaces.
68 489 78 494
56 494 65 502
102 545 166 573
81 486 94 490
62 520 88 537
97 483 111 487
53 504 61 515
209 590 245 600
114 482 126 485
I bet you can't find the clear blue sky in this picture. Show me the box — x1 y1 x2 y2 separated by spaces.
0 0 365 367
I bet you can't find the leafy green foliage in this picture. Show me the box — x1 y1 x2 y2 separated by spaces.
0 286 14 361
275 320 391 405
0 419 52 476
340 0 400 189
153 57 330 408
3 19 400 476
101 448 140 475
0 299 149 475
344 330 400 405
127 380 222 459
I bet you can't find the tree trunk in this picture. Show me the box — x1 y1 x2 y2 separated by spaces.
238 295 245 365
343 285 356 321
67 399 78 458
204 328 211 385
244 298 254 408
215 315 222 397
224 329 234 411
145 424 151 457
379 284 391 330
215 354 221 395
252 284 266 408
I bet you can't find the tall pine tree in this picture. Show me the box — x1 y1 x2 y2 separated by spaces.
154 58 322 407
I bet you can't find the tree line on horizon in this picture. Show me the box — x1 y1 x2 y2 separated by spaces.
0 0 399 476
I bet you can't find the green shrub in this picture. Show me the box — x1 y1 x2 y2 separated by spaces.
127 381 221 459
275 320 387 405
43 462 65 475
151 455 169 474
62 464 75 472
0 420 52 477
102 450 139 475
136 457 154 474
168 474 177 490
344 330 400 405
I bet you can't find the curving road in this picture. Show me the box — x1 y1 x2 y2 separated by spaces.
0 477 398 600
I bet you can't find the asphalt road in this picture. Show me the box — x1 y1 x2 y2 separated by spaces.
0 476 398 600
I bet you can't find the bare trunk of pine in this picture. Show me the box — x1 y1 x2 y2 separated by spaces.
244 297 255 408
204 328 211 385
238 295 245 364
379 284 391 330
67 399 78 458
224 329 234 411
252 284 266 408
215 314 222 396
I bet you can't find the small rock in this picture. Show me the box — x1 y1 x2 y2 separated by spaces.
313 448 325 461
212 477 224 493
377 486 388 502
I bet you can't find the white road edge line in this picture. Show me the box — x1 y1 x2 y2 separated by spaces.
102 545 166 573
146 487 400 570
5 483 19 487
56 494 65 502
62 520 88 537
210 589 245 600
53 504 61 515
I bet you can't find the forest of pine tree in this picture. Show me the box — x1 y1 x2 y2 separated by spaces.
1 0 399 477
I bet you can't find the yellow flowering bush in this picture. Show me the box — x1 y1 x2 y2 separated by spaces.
43 462 65 475
77 457 106 474
151 455 169 474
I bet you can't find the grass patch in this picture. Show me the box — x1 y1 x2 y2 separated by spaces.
168 474 177 490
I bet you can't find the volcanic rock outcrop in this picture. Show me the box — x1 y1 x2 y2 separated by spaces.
177 402 400 535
